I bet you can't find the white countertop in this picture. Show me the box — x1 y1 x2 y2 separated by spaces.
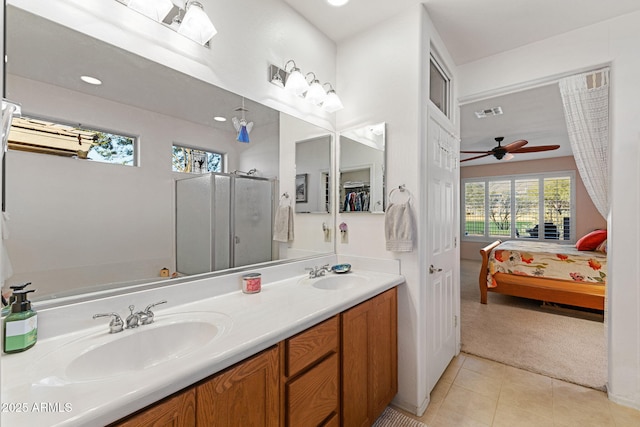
1 260 404 426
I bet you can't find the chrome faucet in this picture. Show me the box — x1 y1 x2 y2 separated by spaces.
93 312 124 334
126 305 141 329
93 300 168 333
306 264 331 278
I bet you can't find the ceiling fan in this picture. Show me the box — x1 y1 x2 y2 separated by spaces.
460 137 560 163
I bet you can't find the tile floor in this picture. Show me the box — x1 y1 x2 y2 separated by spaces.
396 353 640 427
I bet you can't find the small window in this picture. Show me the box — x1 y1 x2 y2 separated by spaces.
429 55 450 117
172 144 223 174
8 116 136 165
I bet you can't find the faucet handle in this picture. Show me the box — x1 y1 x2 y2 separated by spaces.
141 300 167 325
93 312 124 334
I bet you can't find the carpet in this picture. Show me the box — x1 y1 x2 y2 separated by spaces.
372 407 428 427
460 259 607 391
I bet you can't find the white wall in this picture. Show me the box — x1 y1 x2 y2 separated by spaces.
336 8 423 413
458 11 640 410
336 4 460 415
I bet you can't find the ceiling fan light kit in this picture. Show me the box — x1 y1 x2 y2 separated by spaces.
460 136 560 163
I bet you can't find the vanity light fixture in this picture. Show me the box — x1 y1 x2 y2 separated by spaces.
176 1 217 46
117 0 216 46
269 60 344 112
322 83 344 113
282 60 309 96
127 0 174 22
305 72 327 105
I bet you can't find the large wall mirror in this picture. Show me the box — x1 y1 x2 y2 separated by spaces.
339 123 386 213
2 5 335 303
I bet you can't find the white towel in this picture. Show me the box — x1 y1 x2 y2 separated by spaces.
1 211 14 285
273 205 294 242
385 202 414 252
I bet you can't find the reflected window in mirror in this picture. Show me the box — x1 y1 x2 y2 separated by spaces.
294 135 332 214
339 123 386 213
172 144 223 174
8 115 136 165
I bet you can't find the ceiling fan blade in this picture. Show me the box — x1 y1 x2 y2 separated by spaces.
511 145 560 153
460 153 492 163
503 139 528 152
460 150 492 154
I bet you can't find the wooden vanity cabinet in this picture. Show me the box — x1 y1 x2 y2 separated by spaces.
342 287 398 426
196 346 280 427
111 387 196 427
111 287 397 427
281 315 340 426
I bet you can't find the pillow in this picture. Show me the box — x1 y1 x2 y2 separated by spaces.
595 239 607 254
576 230 607 251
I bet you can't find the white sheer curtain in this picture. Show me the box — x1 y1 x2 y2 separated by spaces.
558 68 609 218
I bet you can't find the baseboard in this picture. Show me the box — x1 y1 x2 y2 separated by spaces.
391 395 430 417
608 392 640 411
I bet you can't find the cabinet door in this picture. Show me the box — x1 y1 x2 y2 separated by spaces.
342 287 397 426
342 298 372 427
370 288 398 419
196 346 280 427
112 388 196 427
286 353 339 426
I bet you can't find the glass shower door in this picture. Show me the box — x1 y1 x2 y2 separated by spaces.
232 176 273 268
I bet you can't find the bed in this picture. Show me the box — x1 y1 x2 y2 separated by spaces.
479 240 606 310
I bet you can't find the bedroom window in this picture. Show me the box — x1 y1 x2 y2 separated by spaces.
462 172 575 242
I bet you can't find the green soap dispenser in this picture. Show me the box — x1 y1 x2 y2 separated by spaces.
1 282 32 318
3 288 37 353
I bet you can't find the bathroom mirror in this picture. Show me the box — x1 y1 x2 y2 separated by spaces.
295 135 332 214
339 123 386 213
2 5 334 302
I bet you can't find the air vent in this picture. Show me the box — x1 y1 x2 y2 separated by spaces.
474 106 503 119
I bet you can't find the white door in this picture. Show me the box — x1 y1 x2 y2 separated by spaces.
426 108 460 392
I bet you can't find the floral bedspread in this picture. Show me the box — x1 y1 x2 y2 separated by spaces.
487 240 607 288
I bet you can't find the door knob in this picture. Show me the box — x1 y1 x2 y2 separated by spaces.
429 264 442 274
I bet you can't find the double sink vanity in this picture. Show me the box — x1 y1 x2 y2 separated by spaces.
1 256 403 426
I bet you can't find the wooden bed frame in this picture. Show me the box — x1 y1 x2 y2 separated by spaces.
479 240 605 311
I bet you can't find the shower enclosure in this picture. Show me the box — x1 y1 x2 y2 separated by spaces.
176 173 275 275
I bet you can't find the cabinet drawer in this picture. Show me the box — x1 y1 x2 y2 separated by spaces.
286 352 339 427
285 315 338 377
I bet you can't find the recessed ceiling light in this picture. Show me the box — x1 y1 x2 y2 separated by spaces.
80 75 102 85
327 0 349 6
213 116 227 122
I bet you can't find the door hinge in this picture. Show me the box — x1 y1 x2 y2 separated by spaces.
454 237 457 248
454 315 458 328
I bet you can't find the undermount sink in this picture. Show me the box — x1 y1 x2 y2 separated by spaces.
302 273 370 290
40 312 232 383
